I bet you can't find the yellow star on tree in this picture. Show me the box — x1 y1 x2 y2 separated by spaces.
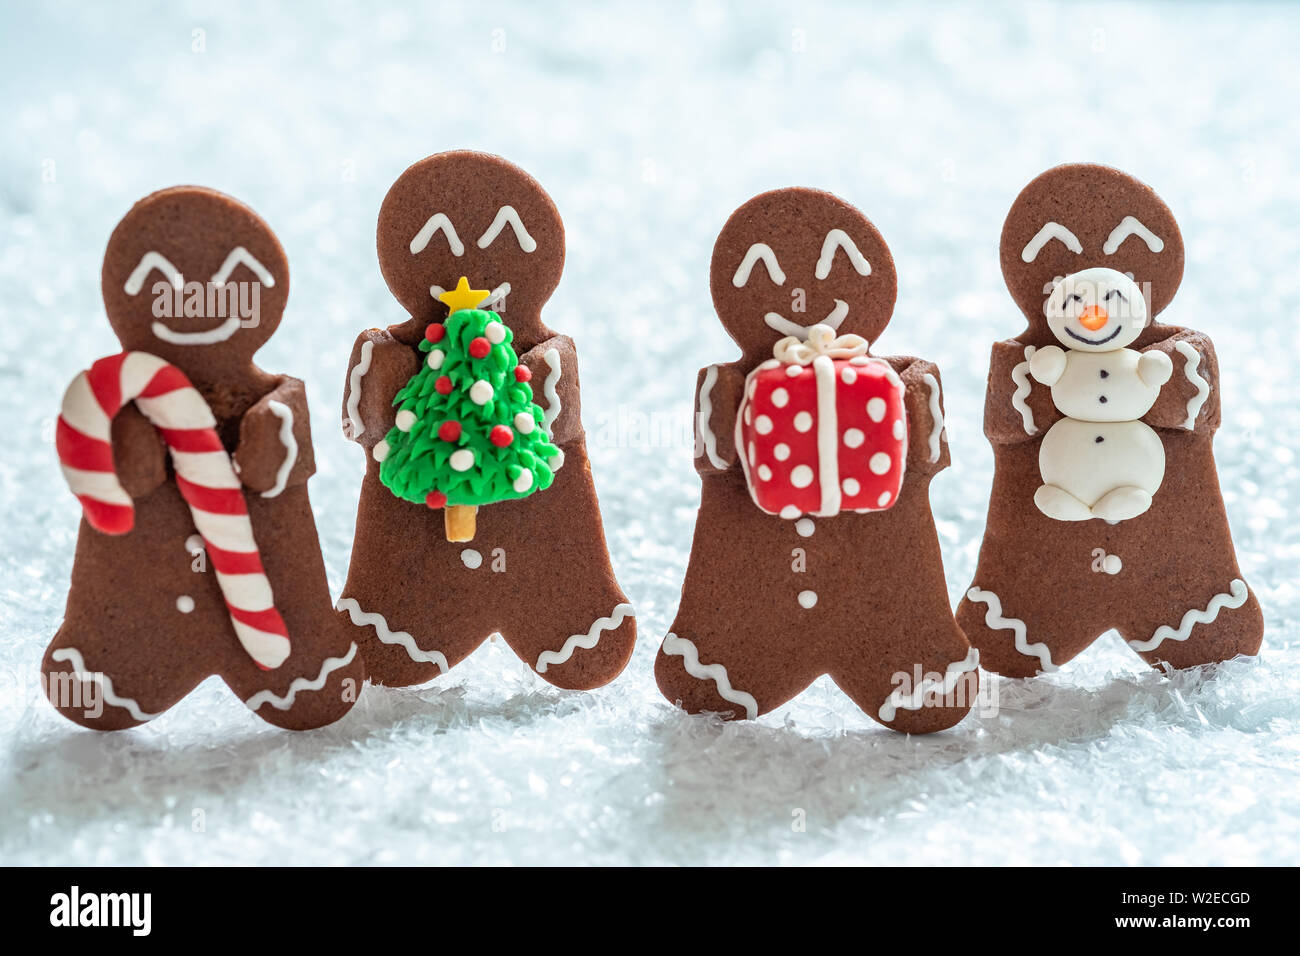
438 276 490 314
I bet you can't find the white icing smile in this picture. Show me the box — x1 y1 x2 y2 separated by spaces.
1044 267 1147 352
151 316 243 345
764 298 848 340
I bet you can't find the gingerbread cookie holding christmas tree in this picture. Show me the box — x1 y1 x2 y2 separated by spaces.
957 164 1263 675
655 188 977 731
338 151 635 690
46 186 365 731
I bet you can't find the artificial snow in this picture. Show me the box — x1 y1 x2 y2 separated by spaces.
1 0 1297 865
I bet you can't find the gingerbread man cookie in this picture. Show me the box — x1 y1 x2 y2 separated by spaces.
655 188 977 731
46 187 365 731
338 151 635 690
957 164 1263 676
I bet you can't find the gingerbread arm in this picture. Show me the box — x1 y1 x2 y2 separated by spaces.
694 363 744 476
235 376 317 494
110 404 167 499
983 338 1060 446
341 328 419 452
895 358 950 475
1142 329 1221 434
517 334 583 448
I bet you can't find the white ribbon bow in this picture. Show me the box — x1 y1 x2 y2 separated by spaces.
772 323 870 366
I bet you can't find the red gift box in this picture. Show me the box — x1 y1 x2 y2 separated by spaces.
735 328 907 518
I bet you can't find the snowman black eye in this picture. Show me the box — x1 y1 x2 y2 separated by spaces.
1065 292 1084 306
1103 289 1127 303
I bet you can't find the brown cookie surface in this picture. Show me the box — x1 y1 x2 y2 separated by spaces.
958 164 1262 676
46 187 365 731
339 151 635 690
656 188 976 731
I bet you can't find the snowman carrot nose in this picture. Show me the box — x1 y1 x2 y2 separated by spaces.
1078 304 1109 330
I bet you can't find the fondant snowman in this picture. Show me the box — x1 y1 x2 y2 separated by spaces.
1030 266 1173 522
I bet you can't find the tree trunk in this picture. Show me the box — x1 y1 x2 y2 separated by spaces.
444 504 477 542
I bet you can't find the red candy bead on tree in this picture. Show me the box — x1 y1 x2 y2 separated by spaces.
425 323 446 343
515 366 532 382
435 375 453 395
438 420 462 442
469 336 491 359
424 490 447 509
490 425 514 447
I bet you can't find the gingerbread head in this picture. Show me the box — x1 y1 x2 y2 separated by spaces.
1000 164 1184 345
376 150 565 351
101 186 289 382
710 187 897 368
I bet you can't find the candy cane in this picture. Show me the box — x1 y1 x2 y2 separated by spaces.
56 351 291 670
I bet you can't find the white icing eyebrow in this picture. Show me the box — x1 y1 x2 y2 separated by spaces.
477 205 537 253
1103 215 1165 255
1021 222 1082 262
815 228 872 280
212 246 275 287
410 213 465 256
124 251 183 295
732 243 785 288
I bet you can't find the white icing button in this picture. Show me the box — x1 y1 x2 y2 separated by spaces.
771 387 789 408
395 409 416 432
893 419 905 441
842 477 860 496
867 398 886 422
794 411 813 433
755 414 773 435
758 465 772 481
797 590 818 609
469 380 494 405
185 534 204 554
450 449 475 471
795 518 815 537
372 439 390 462
877 491 891 507
427 349 444 369
785 365 803 378
1103 554 1123 575
790 464 814 488
774 443 791 461
485 321 506 344
779 505 801 519
461 548 483 569
514 411 536 434
176 595 195 614
513 469 533 492
869 452 891 475
841 367 858 385
843 428 865 448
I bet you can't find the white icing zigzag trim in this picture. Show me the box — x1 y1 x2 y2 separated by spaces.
344 339 374 439
662 633 758 720
261 400 297 498
697 365 727 470
920 372 945 462
245 642 358 712
337 598 449 672
1011 345 1038 435
50 647 161 723
878 647 979 722
966 587 1057 671
535 603 635 673
541 348 562 433
1174 341 1210 431
1128 579 1249 653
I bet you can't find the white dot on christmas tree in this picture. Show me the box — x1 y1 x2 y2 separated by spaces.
395 410 416 432
470 380 494 405
427 349 444 369
514 411 535 434
450 449 475 471
513 469 533 492
373 439 390 462
549 448 564 469
485 321 506 344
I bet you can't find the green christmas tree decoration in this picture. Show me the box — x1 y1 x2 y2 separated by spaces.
376 283 560 541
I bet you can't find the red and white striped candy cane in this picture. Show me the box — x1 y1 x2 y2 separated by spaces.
56 351 291 670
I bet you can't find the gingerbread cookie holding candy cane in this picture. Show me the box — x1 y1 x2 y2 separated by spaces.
957 164 1263 676
338 151 635 690
46 187 365 731
655 188 977 731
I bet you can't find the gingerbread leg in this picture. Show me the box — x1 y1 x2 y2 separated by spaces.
956 581 1087 678
504 596 636 691
1122 577 1263 671
337 597 490 688
226 631 368 732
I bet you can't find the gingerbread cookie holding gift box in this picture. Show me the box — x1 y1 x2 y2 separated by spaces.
957 164 1263 676
338 151 635 690
46 187 365 731
655 188 977 731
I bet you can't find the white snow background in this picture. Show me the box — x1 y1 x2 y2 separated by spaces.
0 0 1297 866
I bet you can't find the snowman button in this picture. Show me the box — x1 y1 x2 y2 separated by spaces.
1099 395 1108 403
1095 435 1104 443
1100 369 1109 379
